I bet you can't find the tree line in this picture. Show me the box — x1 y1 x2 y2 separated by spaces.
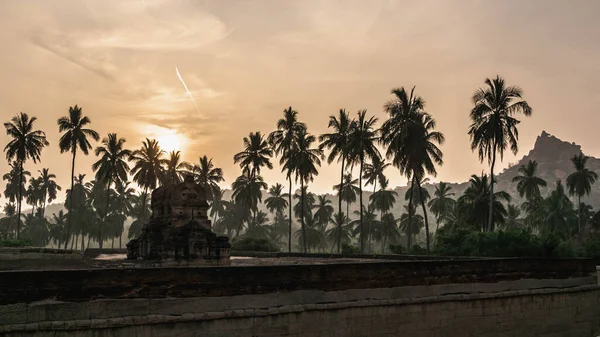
1 76 597 254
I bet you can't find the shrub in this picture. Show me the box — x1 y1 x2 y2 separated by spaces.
341 243 360 254
388 244 405 255
230 238 279 252
583 236 600 259
0 239 31 247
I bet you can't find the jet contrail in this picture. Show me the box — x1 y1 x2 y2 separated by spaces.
175 66 201 114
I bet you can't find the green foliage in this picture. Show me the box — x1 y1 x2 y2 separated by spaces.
230 237 279 252
583 236 600 259
0 239 31 247
388 244 405 254
341 243 360 254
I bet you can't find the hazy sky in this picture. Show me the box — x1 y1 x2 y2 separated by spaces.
1 0 599 203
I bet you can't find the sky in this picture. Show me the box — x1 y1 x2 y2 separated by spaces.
1 0 600 204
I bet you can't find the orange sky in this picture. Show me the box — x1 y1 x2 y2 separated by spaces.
1 0 600 204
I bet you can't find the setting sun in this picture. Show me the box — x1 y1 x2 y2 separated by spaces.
143 125 187 153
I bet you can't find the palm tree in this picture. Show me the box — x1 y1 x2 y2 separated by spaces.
162 150 190 186
313 195 334 229
231 171 268 236
49 210 67 248
265 184 288 215
379 213 401 254
286 128 323 253
346 110 380 252
25 177 43 216
0 204 21 238
398 205 424 249
504 204 523 230
566 153 598 232
538 180 576 238
468 76 533 231
319 109 353 252
58 105 99 248
129 138 166 220
192 155 224 202
427 182 456 233
208 186 226 224
457 174 511 231
92 133 131 248
363 158 389 195
293 187 316 220
4 112 49 238
381 87 443 253
234 131 273 177
333 173 360 227
326 213 353 252
112 181 136 248
23 213 50 247
3 162 29 210
268 107 306 253
369 178 397 253
38 168 61 218
512 160 546 202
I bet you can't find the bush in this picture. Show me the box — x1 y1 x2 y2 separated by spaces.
230 238 279 252
408 245 428 255
0 239 31 247
388 244 428 255
341 243 360 254
583 236 600 259
388 244 405 255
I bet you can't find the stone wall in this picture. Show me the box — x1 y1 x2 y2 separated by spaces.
1 277 598 336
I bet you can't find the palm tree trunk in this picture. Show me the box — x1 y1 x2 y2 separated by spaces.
300 180 307 253
74 234 78 250
288 175 293 253
578 195 582 232
120 232 123 249
488 145 497 232
407 175 415 250
359 159 364 253
368 179 377 254
141 187 148 220
70 235 75 250
417 179 431 254
380 210 384 254
41 190 47 218
111 237 114 249
81 233 85 253
337 157 345 253
100 179 112 250
16 161 24 240
87 235 91 249
65 149 77 249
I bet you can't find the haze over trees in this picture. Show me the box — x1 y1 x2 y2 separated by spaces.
1 75 599 257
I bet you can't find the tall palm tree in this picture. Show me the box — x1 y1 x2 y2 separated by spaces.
268 107 306 253
265 183 288 215
319 109 353 252
399 204 424 249
313 195 334 229
38 168 61 218
379 213 401 254
286 128 323 253
92 133 131 248
363 158 389 196
346 110 380 252
504 204 523 230
326 213 353 252
49 210 68 248
566 153 598 232
4 112 49 239
23 213 50 247
333 173 360 227
192 155 224 202
231 170 268 236
457 174 511 231
25 177 43 216
208 186 225 224
234 131 273 177
58 105 99 247
369 178 397 253
293 187 316 220
162 150 190 186
538 180 576 238
512 160 546 202
427 182 456 233
468 76 532 231
112 181 136 248
129 138 166 220
3 162 29 210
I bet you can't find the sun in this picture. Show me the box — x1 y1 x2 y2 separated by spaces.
157 132 183 153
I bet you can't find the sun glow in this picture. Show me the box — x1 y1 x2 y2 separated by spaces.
143 125 187 153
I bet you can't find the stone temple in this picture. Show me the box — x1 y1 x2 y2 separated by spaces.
126 174 230 265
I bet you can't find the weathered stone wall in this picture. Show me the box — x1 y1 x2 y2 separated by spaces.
1 278 598 336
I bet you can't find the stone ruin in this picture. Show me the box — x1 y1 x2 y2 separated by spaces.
126 174 230 265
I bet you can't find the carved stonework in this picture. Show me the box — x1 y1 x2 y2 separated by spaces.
127 175 230 264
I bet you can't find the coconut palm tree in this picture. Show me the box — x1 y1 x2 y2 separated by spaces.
192 155 224 202
232 170 268 236
504 204 523 230
457 174 511 231
404 178 431 206
538 180 577 238
346 110 380 252
350 205 378 250
162 150 191 186
398 204 424 249
369 178 397 253
566 153 598 232
265 183 288 222
49 210 67 248
112 181 136 248
286 128 323 253
38 168 61 218
234 131 273 177
293 187 316 220
3 162 29 210
333 173 360 227
245 210 271 239
268 107 306 252
468 76 532 231
208 186 225 224
4 112 49 238
326 213 353 252
313 195 334 229
25 176 43 216
23 213 50 247
363 158 389 196
512 160 547 202
379 213 401 254
427 182 456 233
319 109 353 252
92 133 131 248
58 105 99 247
129 138 166 220
0 204 21 239
294 211 326 253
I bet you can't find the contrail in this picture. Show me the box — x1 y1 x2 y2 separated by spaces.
175 66 201 114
